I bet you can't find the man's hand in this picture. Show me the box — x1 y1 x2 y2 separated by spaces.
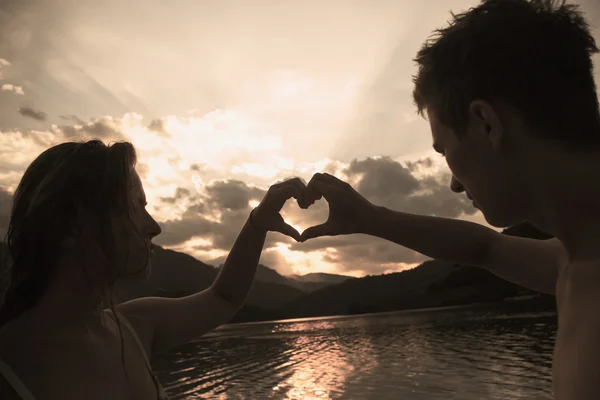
300 173 377 242
251 177 307 242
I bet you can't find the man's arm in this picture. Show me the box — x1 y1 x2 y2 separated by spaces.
300 173 565 295
368 206 565 294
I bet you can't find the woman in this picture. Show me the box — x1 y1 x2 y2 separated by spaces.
0 140 306 400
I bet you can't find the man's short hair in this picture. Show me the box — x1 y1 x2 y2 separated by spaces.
413 0 600 149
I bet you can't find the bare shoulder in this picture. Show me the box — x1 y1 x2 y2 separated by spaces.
0 322 27 367
548 237 569 270
0 328 21 400
563 257 600 290
106 306 154 357
483 235 568 294
0 325 44 400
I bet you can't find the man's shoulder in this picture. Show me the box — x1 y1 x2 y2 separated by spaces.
557 254 600 298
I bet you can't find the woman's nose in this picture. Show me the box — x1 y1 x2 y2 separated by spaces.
147 217 162 238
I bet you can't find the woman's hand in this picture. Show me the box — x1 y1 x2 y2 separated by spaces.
299 173 378 242
250 177 307 242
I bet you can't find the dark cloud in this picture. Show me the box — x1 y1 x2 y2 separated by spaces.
205 180 264 211
189 163 208 174
154 179 294 252
185 202 207 215
148 119 170 137
81 120 121 139
53 117 125 141
276 157 474 275
160 187 192 204
59 115 85 124
17 106 46 121
157 213 215 246
344 156 474 218
153 156 476 276
348 156 420 199
405 157 434 172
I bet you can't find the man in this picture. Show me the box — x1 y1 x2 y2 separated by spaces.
299 1 600 399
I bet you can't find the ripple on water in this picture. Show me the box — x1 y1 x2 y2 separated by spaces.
152 305 557 399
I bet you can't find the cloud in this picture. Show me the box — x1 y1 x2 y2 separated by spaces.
158 212 216 247
59 115 85 124
205 180 264 211
17 106 46 121
349 156 420 199
148 119 170 137
0 59 10 67
2 84 24 95
52 116 126 141
160 187 192 204
156 179 269 246
345 156 474 218
405 157 434 173
151 155 477 276
0 109 482 277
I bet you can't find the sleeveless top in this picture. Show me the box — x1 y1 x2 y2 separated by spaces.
0 311 169 400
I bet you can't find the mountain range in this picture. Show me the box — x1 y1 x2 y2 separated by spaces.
0 222 556 324
115 221 556 322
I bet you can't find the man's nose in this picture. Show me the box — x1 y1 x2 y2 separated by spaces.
450 175 465 193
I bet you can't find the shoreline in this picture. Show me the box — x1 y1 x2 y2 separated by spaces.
224 293 556 327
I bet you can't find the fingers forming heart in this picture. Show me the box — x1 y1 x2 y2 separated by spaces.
263 174 351 242
279 197 330 242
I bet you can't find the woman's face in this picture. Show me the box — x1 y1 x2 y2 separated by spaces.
117 170 162 280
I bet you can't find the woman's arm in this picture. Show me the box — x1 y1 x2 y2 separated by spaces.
118 178 306 356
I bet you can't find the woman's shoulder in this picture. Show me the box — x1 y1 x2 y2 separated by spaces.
0 321 24 362
0 375 25 400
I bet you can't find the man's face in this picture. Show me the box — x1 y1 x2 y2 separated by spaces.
427 106 528 228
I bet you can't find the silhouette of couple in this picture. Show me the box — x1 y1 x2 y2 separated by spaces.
2 1 600 399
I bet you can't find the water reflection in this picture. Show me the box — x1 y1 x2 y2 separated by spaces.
152 302 557 399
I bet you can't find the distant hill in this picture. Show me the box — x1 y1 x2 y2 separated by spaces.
239 264 351 293
291 272 351 284
273 222 556 320
0 221 557 324
114 247 307 314
114 247 216 302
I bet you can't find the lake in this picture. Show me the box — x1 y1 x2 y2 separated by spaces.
152 300 557 399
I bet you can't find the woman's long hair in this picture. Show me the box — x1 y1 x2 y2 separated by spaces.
0 139 144 380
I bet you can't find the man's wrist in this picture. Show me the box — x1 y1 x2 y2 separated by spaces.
361 204 387 236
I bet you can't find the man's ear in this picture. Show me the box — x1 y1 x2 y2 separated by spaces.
468 100 503 150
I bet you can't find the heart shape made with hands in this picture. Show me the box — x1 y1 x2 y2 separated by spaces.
281 196 329 239
256 172 367 242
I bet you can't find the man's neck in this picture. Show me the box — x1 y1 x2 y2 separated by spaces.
528 149 600 262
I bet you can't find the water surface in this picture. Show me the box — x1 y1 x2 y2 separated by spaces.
152 301 557 399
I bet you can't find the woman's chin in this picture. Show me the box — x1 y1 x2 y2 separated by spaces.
121 261 152 281
138 262 152 280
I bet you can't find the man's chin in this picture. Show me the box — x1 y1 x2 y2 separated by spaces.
482 210 520 229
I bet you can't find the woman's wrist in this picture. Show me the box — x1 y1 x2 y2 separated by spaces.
248 207 268 235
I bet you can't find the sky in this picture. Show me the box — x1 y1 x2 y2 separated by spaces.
1 0 599 277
